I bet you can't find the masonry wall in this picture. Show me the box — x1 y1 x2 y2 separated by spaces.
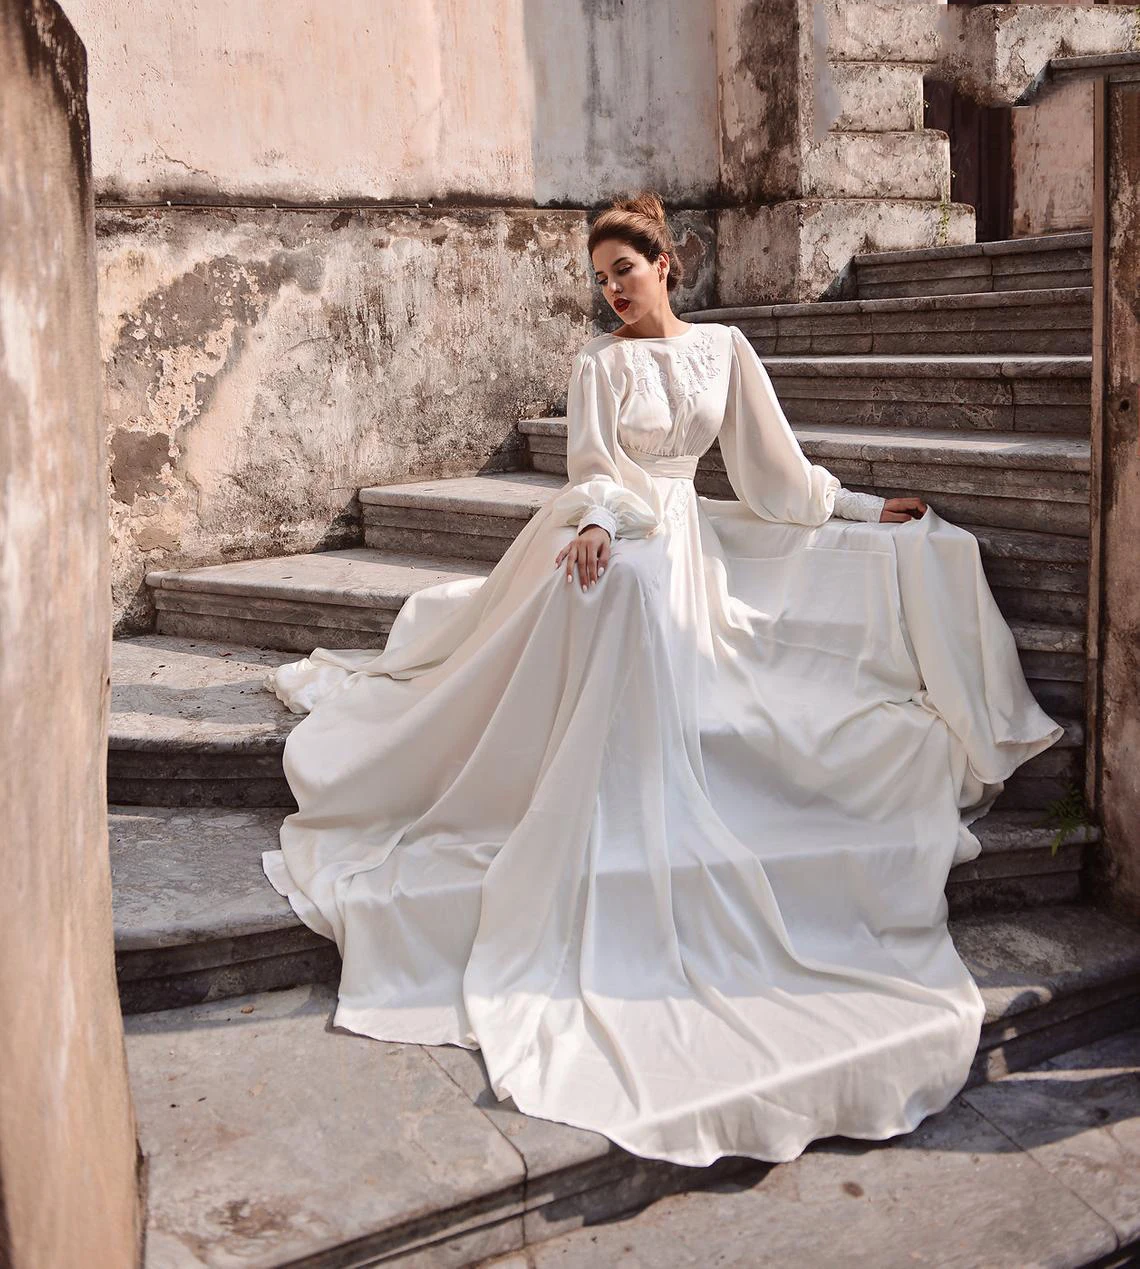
0 1 141 1263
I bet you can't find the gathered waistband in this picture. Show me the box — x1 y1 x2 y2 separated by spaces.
625 449 699 478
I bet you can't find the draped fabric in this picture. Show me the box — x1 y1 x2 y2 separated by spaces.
262 322 1062 1166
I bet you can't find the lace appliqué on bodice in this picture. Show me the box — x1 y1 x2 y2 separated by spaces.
625 329 721 415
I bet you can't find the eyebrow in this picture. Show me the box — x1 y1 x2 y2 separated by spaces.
594 257 633 278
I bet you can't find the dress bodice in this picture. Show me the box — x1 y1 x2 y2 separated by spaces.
547 321 885 541
590 324 732 463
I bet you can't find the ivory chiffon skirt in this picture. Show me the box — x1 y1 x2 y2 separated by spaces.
262 479 1063 1167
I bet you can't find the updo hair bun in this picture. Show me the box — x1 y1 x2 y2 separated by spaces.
587 189 685 293
615 192 667 226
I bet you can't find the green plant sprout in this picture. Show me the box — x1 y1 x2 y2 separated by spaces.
1038 781 1095 857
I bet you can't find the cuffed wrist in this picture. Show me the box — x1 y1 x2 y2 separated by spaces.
832 487 886 523
577 506 618 540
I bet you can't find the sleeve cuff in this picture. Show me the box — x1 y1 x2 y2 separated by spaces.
832 487 886 523
577 506 618 540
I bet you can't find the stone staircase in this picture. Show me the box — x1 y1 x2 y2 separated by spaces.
112 231 1140 1267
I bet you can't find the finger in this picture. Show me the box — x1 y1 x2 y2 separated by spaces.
587 545 599 588
598 538 610 575
565 543 578 583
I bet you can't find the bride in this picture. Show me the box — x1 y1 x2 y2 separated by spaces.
261 192 1063 1168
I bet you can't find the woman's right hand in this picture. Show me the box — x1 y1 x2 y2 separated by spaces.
555 525 612 590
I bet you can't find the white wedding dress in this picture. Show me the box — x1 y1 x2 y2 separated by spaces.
262 321 1063 1167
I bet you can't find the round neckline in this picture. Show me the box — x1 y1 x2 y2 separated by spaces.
606 323 698 343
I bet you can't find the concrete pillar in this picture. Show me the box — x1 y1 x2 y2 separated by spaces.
714 0 974 305
0 1 141 1262
1088 60 1140 921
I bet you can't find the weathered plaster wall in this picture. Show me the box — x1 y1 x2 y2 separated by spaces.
1008 0 1098 237
60 0 722 205
0 1 141 1263
1012 82 1095 236
100 206 715 631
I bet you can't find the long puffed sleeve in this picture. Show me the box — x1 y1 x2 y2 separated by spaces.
719 325 842 526
547 351 660 540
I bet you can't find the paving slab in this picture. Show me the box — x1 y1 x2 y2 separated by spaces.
964 1028 1140 1248
124 984 527 1268
477 1028 1140 1269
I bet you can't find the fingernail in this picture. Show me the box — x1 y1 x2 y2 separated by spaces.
598 566 605 574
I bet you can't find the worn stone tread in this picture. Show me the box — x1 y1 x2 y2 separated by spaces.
476 1025 1140 1269
761 353 1091 378
854 231 1092 269
148 546 492 606
110 621 1081 768
691 286 1092 323
520 418 1089 473
112 803 1099 1017
360 470 559 515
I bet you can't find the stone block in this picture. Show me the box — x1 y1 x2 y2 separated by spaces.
803 131 949 200
712 200 975 307
825 62 925 132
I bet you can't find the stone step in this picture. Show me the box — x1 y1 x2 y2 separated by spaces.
147 546 493 653
360 471 557 562
124 583 1084 809
762 354 1090 434
471 1027 1140 1269
113 803 1100 1016
121 905 1140 1266
141 533 1086 787
520 421 1092 539
684 288 1092 356
853 231 1093 300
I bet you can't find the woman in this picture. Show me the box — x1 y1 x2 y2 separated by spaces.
262 192 1063 1168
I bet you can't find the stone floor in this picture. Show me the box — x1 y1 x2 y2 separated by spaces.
125 983 1140 1268
478 1025 1140 1269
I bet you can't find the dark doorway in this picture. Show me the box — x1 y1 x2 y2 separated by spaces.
923 0 1013 243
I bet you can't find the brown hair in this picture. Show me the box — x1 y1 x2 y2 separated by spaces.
587 191 685 294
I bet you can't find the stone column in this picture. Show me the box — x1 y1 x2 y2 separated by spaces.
1088 60 1140 921
0 1 141 1262
714 0 973 304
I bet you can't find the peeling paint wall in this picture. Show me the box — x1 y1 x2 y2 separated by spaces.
0 1 142 1263
99 206 715 630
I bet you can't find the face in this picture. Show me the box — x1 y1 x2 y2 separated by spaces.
591 239 667 324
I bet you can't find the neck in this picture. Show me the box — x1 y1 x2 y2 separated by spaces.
615 308 689 339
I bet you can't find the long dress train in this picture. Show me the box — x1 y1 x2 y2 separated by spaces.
261 322 1063 1167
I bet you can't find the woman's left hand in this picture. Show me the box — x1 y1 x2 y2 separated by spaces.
880 496 927 523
